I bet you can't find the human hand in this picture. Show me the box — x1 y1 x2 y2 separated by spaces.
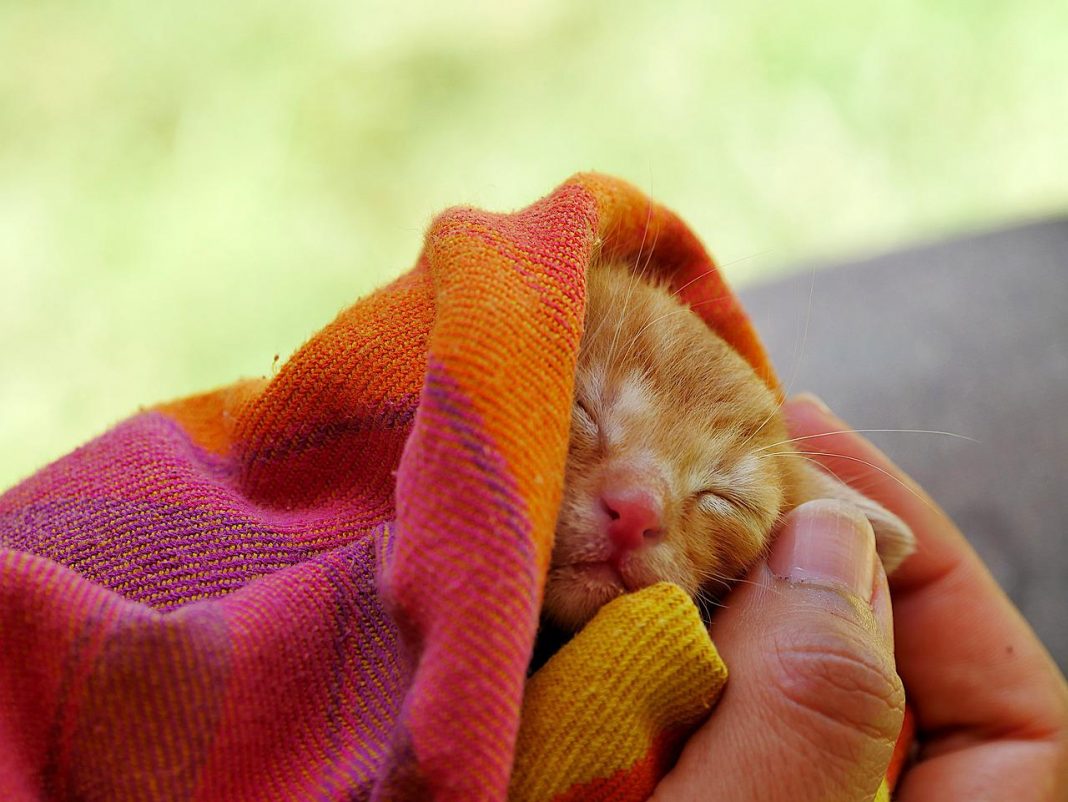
783 395 1068 800
651 499 902 798
652 396 1068 801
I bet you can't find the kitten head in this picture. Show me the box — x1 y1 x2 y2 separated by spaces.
544 262 801 631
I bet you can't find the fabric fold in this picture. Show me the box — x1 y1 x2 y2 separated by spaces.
1 173 789 801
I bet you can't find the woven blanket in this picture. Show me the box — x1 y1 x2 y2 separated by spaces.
0 173 895 801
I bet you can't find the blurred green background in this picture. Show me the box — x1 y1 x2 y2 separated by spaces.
2 0 1067 489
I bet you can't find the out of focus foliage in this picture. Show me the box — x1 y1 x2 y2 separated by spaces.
2 0 1066 486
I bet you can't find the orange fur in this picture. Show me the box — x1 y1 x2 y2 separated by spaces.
544 261 914 631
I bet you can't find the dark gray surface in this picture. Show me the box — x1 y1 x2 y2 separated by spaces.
740 219 1068 671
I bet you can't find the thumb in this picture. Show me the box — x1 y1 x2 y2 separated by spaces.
653 500 904 802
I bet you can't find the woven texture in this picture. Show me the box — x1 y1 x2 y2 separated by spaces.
0 173 891 801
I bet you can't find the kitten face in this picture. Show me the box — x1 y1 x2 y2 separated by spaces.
544 262 801 631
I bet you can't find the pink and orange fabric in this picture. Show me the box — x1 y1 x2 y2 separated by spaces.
0 174 900 800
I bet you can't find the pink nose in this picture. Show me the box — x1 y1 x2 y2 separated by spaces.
601 488 663 552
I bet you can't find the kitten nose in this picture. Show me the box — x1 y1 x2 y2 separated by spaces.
601 489 663 552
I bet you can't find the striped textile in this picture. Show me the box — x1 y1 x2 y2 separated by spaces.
0 173 892 801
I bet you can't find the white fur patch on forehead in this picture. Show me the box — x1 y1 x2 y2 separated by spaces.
614 371 652 416
601 370 653 446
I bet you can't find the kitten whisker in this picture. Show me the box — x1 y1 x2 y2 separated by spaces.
691 569 733 594
782 261 816 401
754 428 979 452
614 294 734 369
690 565 784 599
605 200 660 368
670 251 773 299
757 449 939 515
734 261 817 455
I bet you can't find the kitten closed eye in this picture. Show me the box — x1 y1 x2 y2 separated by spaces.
694 490 739 516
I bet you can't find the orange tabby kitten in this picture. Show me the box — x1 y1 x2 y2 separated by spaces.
544 261 914 631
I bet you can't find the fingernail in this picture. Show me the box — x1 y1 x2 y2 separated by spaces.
769 499 876 601
792 392 832 415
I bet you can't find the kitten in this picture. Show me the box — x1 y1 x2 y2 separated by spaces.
543 260 915 632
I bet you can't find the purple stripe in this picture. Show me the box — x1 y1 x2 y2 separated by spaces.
0 412 404 610
241 394 419 464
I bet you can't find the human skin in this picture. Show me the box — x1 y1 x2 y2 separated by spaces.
651 395 1068 801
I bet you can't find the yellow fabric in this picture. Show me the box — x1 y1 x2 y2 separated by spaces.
511 584 728 801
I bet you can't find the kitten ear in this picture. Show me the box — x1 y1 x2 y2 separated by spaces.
794 461 916 575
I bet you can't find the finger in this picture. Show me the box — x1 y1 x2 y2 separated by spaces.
871 551 894 653
783 395 1068 798
653 500 903 802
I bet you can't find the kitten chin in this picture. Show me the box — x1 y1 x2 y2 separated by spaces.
543 260 914 632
